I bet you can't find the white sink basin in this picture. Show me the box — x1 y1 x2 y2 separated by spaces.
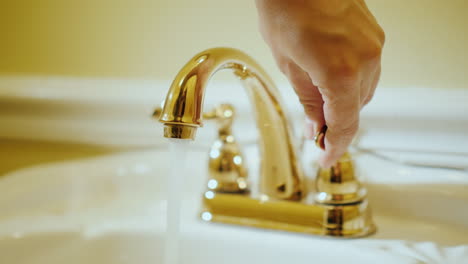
0 143 467 264
1 79 468 263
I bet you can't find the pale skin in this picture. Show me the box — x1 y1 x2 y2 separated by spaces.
255 0 385 168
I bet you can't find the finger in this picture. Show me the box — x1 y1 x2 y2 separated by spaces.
359 78 370 109
359 69 374 108
318 81 361 168
358 55 381 108
283 61 325 137
362 64 381 107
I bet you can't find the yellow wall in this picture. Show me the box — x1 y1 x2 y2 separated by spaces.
1 0 467 89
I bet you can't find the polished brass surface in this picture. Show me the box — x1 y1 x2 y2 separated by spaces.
314 125 368 205
315 152 367 205
158 47 375 238
152 104 221 121
156 102 250 192
207 104 249 193
158 47 304 200
163 124 197 139
201 192 375 237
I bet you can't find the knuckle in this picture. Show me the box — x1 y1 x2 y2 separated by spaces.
362 89 376 106
377 27 386 44
294 27 313 45
367 90 376 101
340 123 359 138
332 121 359 140
276 58 291 75
326 62 360 83
362 96 372 106
301 99 322 115
278 64 287 74
362 40 383 61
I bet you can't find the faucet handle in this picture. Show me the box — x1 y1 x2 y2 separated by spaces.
315 152 367 205
206 104 249 194
314 125 366 205
207 133 249 194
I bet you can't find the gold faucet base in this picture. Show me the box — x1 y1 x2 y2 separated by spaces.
156 47 378 238
201 192 376 238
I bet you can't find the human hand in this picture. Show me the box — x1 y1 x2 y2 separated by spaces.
255 0 385 168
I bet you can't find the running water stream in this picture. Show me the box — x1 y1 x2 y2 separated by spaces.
164 139 190 264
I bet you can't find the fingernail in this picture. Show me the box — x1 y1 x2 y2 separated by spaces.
314 125 327 150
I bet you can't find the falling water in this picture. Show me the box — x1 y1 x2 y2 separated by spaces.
164 139 190 264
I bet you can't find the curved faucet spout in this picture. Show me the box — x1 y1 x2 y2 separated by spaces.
159 47 304 200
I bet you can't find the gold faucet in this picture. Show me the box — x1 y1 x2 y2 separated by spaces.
157 47 375 238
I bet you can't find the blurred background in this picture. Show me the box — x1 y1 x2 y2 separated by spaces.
2 2 468 262
1 0 467 89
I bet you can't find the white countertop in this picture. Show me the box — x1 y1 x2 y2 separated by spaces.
1 76 467 147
